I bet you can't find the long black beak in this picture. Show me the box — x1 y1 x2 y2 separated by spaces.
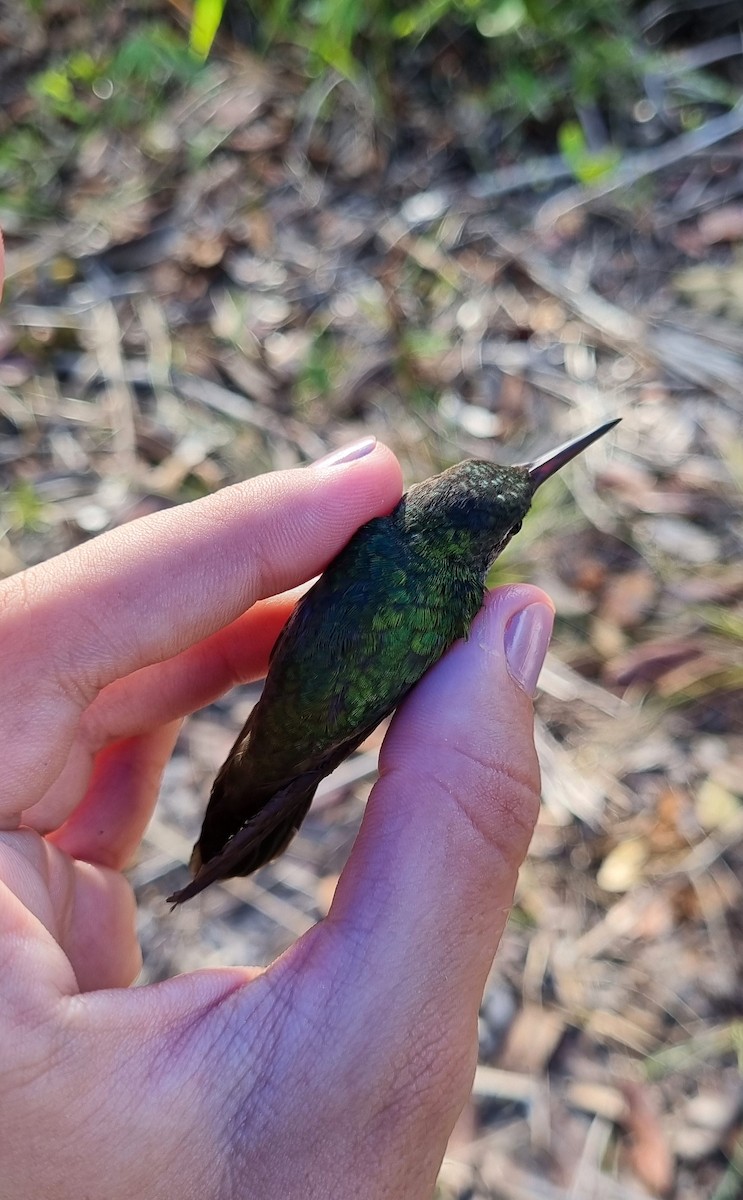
524 418 620 490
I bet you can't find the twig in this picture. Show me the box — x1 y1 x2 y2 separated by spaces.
171 369 280 430
486 231 646 346
84 300 138 477
3 223 101 281
535 102 743 230
469 156 573 200
486 230 743 404
658 33 743 75
539 657 628 719
535 718 609 827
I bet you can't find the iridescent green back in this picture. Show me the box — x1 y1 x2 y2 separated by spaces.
243 459 534 789
186 458 535 887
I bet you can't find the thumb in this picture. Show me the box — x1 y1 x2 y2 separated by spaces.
205 585 554 1200
325 583 553 1033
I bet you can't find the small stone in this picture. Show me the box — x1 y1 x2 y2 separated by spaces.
401 189 448 225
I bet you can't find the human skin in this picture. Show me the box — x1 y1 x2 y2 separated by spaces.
0 231 554 1199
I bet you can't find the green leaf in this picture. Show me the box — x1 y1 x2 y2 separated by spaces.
558 119 620 185
35 68 74 106
476 0 526 38
4 482 47 533
189 0 227 60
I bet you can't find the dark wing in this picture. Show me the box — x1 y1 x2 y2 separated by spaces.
167 721 377 905
174 515 478 899
168 771 321 904
242 516 465 781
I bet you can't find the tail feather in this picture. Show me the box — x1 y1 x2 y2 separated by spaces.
167 774 320 905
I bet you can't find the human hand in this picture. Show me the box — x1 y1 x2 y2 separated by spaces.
0 231 554 1199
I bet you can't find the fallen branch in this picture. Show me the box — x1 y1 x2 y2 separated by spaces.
535 101 743 229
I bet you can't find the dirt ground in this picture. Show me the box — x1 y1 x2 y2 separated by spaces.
1 4 742 1197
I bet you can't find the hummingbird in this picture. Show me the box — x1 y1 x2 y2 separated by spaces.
168 418 619 905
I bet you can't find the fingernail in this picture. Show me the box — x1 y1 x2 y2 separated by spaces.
313 436 377 468
504 603 554 697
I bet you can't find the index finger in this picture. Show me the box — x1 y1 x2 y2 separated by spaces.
0 443 402 814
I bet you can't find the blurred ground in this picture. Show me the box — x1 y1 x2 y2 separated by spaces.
1 4 743 1198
